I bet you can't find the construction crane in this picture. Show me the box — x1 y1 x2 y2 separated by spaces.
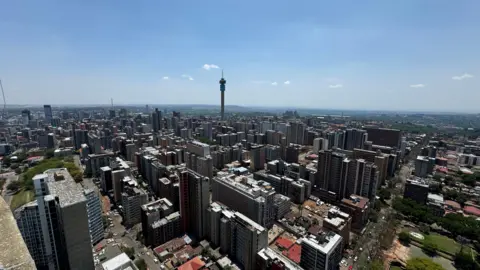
0 80 6 120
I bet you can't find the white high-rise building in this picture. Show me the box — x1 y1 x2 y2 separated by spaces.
300 232 343 270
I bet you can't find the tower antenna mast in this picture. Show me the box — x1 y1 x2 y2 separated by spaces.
0 80 6 119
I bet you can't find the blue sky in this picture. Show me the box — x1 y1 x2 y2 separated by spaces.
1 0 479 112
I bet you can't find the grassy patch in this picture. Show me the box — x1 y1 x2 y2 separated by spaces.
21 158 81 190
411 231 473 256
390 266 403 270
10 189 35 210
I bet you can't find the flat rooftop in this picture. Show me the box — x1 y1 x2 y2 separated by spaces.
300 232 342 255
45 169 86 207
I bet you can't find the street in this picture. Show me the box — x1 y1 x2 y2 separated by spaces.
352 164 412 269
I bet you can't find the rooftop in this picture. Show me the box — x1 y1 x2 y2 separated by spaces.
257 247 304 270
177 256 205 270
300 232 342 255
102 252 137 270
234 212 266 233
341 195 369 209
44 169 86 207
214 173 275 199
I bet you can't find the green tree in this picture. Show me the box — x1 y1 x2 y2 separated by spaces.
14 167 22 175
406 258 445 270
378 188 391 201
45 149 55 159
134 258 147 270
73 174 83 183
7 180 21 192
462 174 477 187
398 231 411 245
454 249 480 270
369 260 384 270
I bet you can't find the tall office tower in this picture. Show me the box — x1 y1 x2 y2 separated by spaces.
299 232 343 270
21 109 31 126
230 212 268 270
152 108 162 133
250 145 266 171
109 109 116 119
121 185 148 227
219 71 226 120
141 199 181 247
179 170 210 241
202 122 213 140
364 127 401 149
44 104 53 124
212 173 275 228
344 128 367 150
84 188 104 245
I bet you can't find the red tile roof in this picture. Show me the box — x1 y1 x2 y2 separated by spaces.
464 206 480 217
275 237 294 250
282 244 301 263
178 256 205 270
444 200 461 210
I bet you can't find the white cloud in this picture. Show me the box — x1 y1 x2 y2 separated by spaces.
271 82 278 86
452 73 473 80
284 80 291 85
410 84 425 88
329 84 343 88
181 74 194 81
162 76 169 80
202 64 220 70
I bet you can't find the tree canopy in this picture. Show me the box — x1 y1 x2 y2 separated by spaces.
398 231 411 244
393 198 480 242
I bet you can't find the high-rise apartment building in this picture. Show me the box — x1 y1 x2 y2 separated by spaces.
15 194 63 270
141 199 181 247
212 172 275 228
84 188 104 245
230 212 268 270
250 144 266 171
344 128 367 150
122 185 148 227
17 170 95 270
299 232 343 270
179 169 210 241
207 202 268 270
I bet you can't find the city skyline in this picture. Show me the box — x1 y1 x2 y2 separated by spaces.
1 1 479 112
